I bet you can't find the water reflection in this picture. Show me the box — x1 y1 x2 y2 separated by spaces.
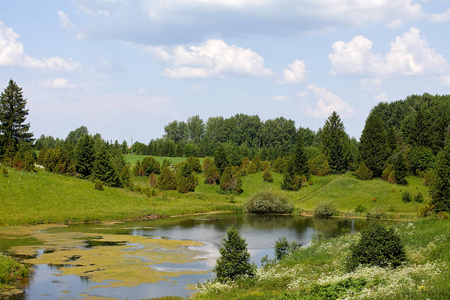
2 214 366 299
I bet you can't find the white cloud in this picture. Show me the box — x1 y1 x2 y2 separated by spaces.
302 84 355 118
57 11 76 29
0 21 80 71
437 75 450 86
73 0 425 44
360 78 382 91
330 27 448 76
273 95 290 102
386 19 403 29
188 84 206 91
374 93 388 102
39 78 76 89
429 9 450 22
281 60 307 84
145 39 273 79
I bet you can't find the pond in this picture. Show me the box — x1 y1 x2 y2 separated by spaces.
0 214 366 299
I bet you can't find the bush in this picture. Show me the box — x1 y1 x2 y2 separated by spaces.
402 191 412 202
185 157 202 173
313 201 337 217
381 164 393 181
245 191 294 214
262 167 273 182
355 161 372 180
0 254 29 285
157 166 177 190
274 237 299 261
213 226 256 283
204 163 220 185
133 156 161 176
94 179 104 190
423 169 436 186
414 192 424 203
273 156 286 173
148 173 157 187
219 166 243 194
407 146 436 172
354 204 367 213
1 166 8 177
345 222 406 271
308 154 331 176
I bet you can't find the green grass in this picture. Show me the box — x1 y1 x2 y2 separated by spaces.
0 166 240 225
124 155 204 167
0 254 29 290
194 217 450 299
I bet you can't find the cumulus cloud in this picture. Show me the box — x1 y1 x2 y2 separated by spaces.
429 9 450 22
437 75 450 86
39 78 76 89
374 93 388 102
330 27 448 76
73 0 425 44
360 78 382 91
301 84 355 118
0 21 80 71
281 60 307 84
57 11 76 29
145 39 273 79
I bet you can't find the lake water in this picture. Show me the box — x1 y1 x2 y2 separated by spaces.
0 214 366 299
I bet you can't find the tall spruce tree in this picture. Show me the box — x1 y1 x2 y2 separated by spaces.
292 131 308 176
0 80 34 163
393 151 408 185
320 111 349 174
360 114 389 177
430 135 450 213
214 143 230 175
75 134 95 178
92 144 119 187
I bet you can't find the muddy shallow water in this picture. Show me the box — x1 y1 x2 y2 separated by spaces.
0 214 366 299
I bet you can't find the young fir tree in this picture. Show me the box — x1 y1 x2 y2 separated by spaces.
430 135 450 213
75 134 95 178
359 114 389 177
214 226 256 283
176 161 199 193
214 144 229 175
0 80 34 164
157 166 177 190
292 131 308 177
320 111 349 174
92 144 120 187
393 151 408 185
410 108 432 148
281 157 301 191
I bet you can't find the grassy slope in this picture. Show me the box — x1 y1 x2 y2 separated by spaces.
1 155 430 225
194 217 450 300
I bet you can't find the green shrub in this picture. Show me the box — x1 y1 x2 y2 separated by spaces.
366 207 385 219
262 167 273 182
313 201 337 217
245 191 294 214
274 237 299 261
414 192 424 203
94 179 104 190
402 191 412 202
157 166 177 190
346 222 406 271
273 156 286 173
0 255 29 285
204 163 220 185
355 161 372 180
185 157 202 173
1 166 8 177
213 226 256 283
219 166 243 194
354 204 367 213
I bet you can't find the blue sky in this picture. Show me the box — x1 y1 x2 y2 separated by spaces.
1 0 450 144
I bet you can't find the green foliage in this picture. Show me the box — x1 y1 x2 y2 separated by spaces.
133 156 161 176
75 134 95 178
204 163 220 185
281 157 301 191
0 80 34 163
23 149 35 172
292 132 309 176
273 156 286 173
354 204 367 213
320 112 350 174
92 144 120 187
214 144 230 175
94 179 104 191
414 192 424 203
359 114 389 177
176 161 199 193
274 237 299 261
38 147 74 175
262 167 273 182
393 151 408 185
247 155 261 174
308 153 331 176
430 136 450 213
402 191 412 202
300 278 367 300
214 226 256 283
407 146 436 172
346 222 406 271
157 166 177 191
202 157 213 172
219 166 243 194
313 201 337 217
1 166 8 177
185 156 202 173
354 161 372 180
0 254 29 285
245 191 294 214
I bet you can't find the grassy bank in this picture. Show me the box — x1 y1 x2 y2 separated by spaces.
194 217 450 299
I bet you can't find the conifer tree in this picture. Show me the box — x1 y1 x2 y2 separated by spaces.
360 114 389 177
214 144 229 175
92 144 119 187
0 80 34 163
430 135 450 213
75 134 95 178
320 112 349 174
410 108 431 148
292 131 308 176
393 152 408 185
214 226 255 283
